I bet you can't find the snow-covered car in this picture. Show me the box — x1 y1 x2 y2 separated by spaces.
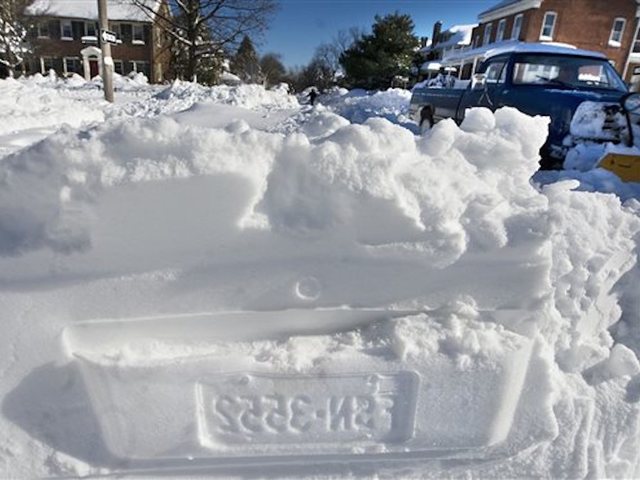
410 43 628 168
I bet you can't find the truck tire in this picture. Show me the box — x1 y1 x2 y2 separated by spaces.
419 106 434 133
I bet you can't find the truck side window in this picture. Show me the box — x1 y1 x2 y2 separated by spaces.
485 61 507 84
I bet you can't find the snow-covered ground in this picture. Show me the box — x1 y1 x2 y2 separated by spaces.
0 74 639 479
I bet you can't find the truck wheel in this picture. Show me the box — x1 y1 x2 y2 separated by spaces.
419 106 434 133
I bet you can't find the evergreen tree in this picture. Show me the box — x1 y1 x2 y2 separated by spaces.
259 53 285 87
231 35 262 83
340 13 419 90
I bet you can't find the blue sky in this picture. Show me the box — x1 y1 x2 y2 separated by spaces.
261 0 499 68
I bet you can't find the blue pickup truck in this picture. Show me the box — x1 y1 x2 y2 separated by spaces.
410 44 629 168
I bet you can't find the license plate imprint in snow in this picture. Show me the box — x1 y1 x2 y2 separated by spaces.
196 372 419 449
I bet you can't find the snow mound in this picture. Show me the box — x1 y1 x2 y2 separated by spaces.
321 88 413 125
0 77 105 137
155 80 299 111
0 107 547 268
2 97 640 477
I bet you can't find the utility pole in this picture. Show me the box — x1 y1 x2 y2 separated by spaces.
97 0 114 102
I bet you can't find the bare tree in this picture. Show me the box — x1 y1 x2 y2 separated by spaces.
131 0 278 83
0 0 32 77
310 28 363 86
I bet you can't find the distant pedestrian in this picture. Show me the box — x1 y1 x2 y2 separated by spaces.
308 88 319 105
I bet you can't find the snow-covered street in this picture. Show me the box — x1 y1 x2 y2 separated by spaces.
1 74 640 478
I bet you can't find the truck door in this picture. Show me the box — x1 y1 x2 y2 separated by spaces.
458 57 508 120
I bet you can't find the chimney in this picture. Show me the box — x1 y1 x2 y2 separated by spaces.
420 36 429 48
432 21 443 47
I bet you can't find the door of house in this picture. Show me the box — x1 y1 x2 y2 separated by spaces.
89 58 99 78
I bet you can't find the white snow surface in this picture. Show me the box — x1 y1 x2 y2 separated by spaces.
0 77 640 479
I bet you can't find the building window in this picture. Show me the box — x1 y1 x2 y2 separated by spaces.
512 14 523 40
131 60 150 78
132 24 144 44
110 22 120 38
60 19 73 40
63 57 81 75
114 60 124 75
633 24 640 53
540 12 557 41
609 18 626 47
40 56 55 74
496 19 507 42
37 21 49 38
85 22 97 38
483 23 493 46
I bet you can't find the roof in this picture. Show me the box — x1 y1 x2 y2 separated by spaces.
479 0 520 17
25 0 161 22
442 41 608 65
420 61 442 72
478 0 543 23
485 42 608 60
431 24 477 51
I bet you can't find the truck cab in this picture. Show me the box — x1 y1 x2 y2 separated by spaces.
410 44 628 168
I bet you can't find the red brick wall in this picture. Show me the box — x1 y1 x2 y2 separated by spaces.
34 22 152 58
30 16 166 81
471 0 639 78
523 0 637 71
471 9 537 46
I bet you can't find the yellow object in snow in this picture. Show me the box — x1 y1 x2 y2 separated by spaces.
598 153 640 183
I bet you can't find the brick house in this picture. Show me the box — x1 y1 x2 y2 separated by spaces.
23 0 171 83
469 0 640 84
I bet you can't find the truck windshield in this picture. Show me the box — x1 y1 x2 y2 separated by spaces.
512 55 626 91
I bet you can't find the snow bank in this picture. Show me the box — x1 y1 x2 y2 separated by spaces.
319 88 413 126
2 83 640 478
0 76 105 137
0 107 549 269
156 80 299 111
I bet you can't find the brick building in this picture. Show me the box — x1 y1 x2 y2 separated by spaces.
470 0 640 83
23 0 171 83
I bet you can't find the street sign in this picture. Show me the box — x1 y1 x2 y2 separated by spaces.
101 29 118 45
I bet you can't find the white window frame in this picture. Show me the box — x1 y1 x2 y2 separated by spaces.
37 21 49 38
483 22 493 46
632 21 640 54
132 24 145 44
131 60 149 72
60 19 73 40
539 11 557 41
512 14 523 40
496 19 507 42
63 56 78 75
609 17 626 47
84 21 97 38
40 56 55 74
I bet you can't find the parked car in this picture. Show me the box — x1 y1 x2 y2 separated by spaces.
410 44 629 168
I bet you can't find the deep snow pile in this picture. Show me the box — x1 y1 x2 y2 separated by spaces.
0 75 106 138
0 81 640 479
318 87 414 126
154 80 299 111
